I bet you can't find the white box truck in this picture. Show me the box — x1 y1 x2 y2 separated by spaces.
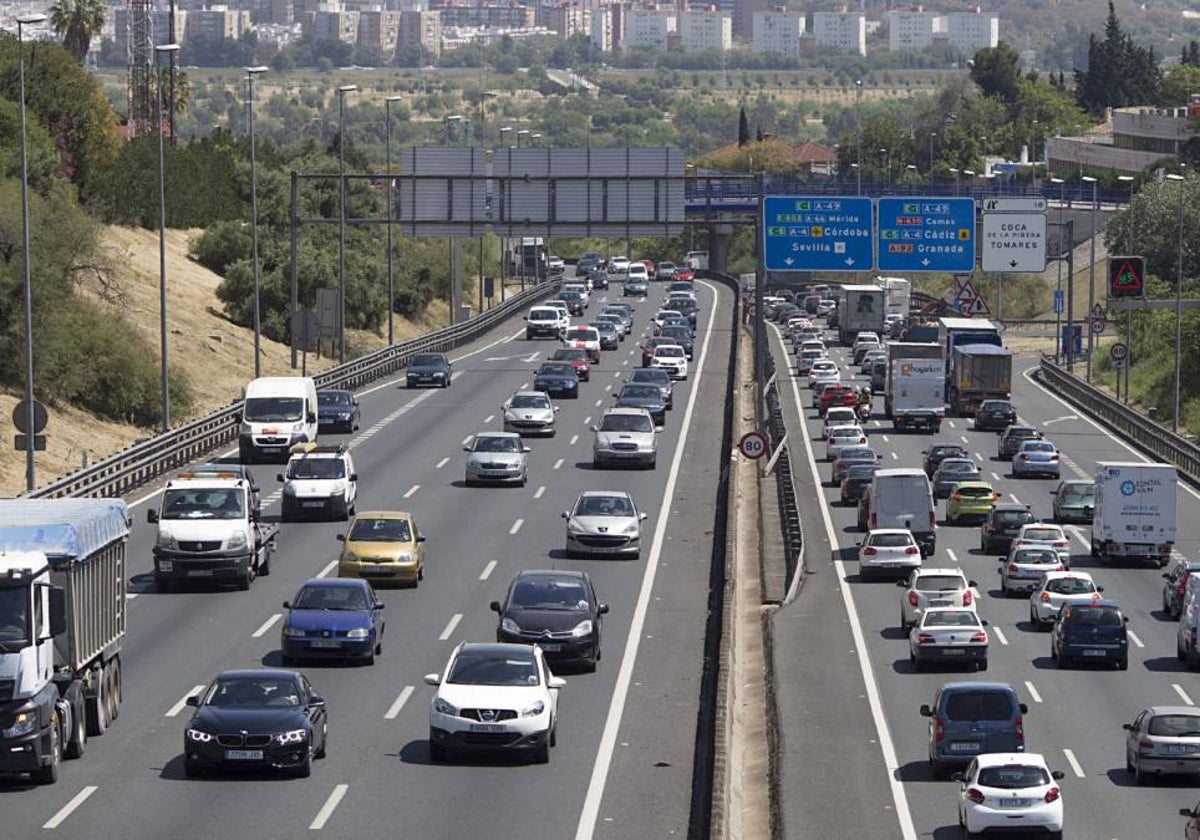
884 343 945 433
1091 462 1177 567
238 376 319 463
838 284 886 345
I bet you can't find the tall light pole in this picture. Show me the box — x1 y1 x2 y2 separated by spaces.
879 147 888 186
246 66 267 378
1050 177 1065 362
499 125 512 147
384 95 401 346
155 44 180 432
855 79 863 195
1117 174 1136 402
17 13 45 492
929 131 936 175
949 167 959 196
1168 172 1186 430
517 129 529 147
337 83 357 364
1081 175 1098 381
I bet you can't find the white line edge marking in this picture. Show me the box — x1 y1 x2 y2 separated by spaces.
403 484 420 499
318 559 338 578
384 686 414 720
42 785 98 829
1063 748 1085 778
309 783 349 830
1175 683 1195 706
992 627 1008 645
439 613 462 641
1024 680 1043 704
165 685 206 717
509 518 524 535
1127 630 1144 648
251 614 282 638
574 280 722 840
479 560 498 580
770 322 918 840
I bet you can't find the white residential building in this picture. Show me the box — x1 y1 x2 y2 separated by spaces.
887 9 944 52
945 12 998 55
680 9 731 51
589 5 613 51
623 8 673 51
811 11 866 56
752 10 804 56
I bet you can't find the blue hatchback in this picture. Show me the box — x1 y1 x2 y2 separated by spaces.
281 578 385 665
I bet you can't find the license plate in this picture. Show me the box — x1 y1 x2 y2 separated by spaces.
929 600 951 607
940 649 965 656
158 561 174 572
469 724 506 733
225 749 263 760
310 640 341 649
949 741 979 752
997 798 1032 809
1166 744 1197 754
360 565 390 574
262 447 281 454
1083 649 1107 657
540 644 562 652
189 569 213 577
302 501 325 508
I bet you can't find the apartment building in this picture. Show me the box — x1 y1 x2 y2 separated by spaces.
812 10 866 56
752 9 804 56
680 8 732 51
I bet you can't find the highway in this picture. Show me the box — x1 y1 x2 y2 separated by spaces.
2 279 735 840
771 322 1200 840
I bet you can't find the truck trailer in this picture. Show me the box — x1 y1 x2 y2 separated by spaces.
883 342 945 432
1091 462 1177 567
838 284 886 345
0 498 129 783
948 344 1013 415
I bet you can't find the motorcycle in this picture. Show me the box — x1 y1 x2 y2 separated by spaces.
856 403 871 422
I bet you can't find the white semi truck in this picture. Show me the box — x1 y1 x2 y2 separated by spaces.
1091 462 1177 567
0 498 129 783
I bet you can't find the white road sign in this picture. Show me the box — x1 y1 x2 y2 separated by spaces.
981 212 1047 273
982 197 1048 213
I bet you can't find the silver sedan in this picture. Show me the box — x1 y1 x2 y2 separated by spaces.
563 490 648 559
463 432 529 487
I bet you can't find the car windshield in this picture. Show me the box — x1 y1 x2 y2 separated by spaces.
600 414 653 433
288 458 346 480
938 460 977 474
1066 605 1122 626
1148 714 1200 737
944 691 1015 722
868 533 913 547
831 427 861 438
656 347 684 358
1062 485 1095 501
347 517 412 542
539 364 574 377
1045 577 1095 594
206 676 301 708
994 510 1034 525
631 370 669 385
0 586 29 643
955 486 993 498
510 395 549 409
474 437 521 453
1022 528 1062 542
915 575 965 591
1013 549 1059 565
575 495 635 517
243 396 303 422
318 392 351 406
1022 442 1055 453
412 354 444 367
982 402 1011 411
621 386 661 400
510 580 589 611
447 652 539 687
977 765 1050 789
530 310 557 321
924 611 978 627
162 488 245 520
293 585 369 611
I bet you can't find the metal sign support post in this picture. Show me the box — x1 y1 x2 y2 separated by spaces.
754 177 766 419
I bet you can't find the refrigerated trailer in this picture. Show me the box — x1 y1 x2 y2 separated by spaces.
1091 462 1177 567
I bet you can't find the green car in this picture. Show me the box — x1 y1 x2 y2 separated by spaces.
945 481 998 524
1051 480 1096 523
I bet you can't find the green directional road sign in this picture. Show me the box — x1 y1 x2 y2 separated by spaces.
1108 256 1146 299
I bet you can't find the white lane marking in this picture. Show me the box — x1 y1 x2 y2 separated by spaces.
881 435 890 443
520 382 530 390
1010 494 1023 505
991 471 1002 482
622 359 629 366
554 458 564 470
318 559 338 578
992 626 1008 645
946 548 959 564
765 322 917 839
575 279 723 840
1063 748 1086 778
569 434 579 446
960 435 969 444
42 786 98 829
166 685 206 717
1128 630 1145 648
252 614 282 638
613 371 622 378
1175 683 1195 706
435 457 450 469
461 435 473 446
890 452 899 460
403 484 420 499
533 486 546 499
974 452 984 462
309 784 349 830
605 384 612 392
583 416 592 425
510 518 524 535
947 420 956 428
1067 526 1091 551
479 560 498 580
439 613 462 641
595 399 603 407
484 414 494 423
384 686 414 720
1024 681 1043 704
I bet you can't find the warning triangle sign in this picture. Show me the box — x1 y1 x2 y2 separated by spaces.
955 280 979 302
1111 259 1143 296
961 296 989 316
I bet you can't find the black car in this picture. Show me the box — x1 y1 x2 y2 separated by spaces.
922 443 968 479
672 298 700 327
534 362 580 399
406 353 452 388
840 464 878 506
974 399 1017 431
624 278 649 297
589 269 609 290
1051 600 1128 669
656 316 692 336
629 367 674 408
559 290 587 317
317 389 360 433
577 255 602 276
659 325 694 359
931 458 982 500
590 321 621 350
998 424 1043 460
491 569 608 671
980 503 1037 555
183 669 327 778
614 384 668 425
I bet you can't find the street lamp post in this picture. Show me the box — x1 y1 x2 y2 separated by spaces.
1050 177 1065 362
16 13 45 492
1081 175 1098 381
949 167 959 196
929 132 936 175
1168 173 1186 430
384 95 401 346
337 84 357 364
517 129 529 148
499 126 512 147
155 44 180 433
855 79 863 195
1117 174 1135 402
246 66 267 378
879 147 888 186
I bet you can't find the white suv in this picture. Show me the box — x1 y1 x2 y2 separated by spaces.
526 306 564 340
626 263 650 283
278 444 357 521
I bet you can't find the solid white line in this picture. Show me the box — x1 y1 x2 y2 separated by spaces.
946 548 959 564
439 613 462 641
435 457 450 469
1128 630 1145 648
553 458 564 470
1175 683 1195 706
1063 748 1086 778
569 434 579 446
309 784 349 830
533 486 546 499
992 626 1008 645
509 518 524 535
479 560 498 580
403 484 420 499
484 414 494 423
1024 680 1043 704
384 686 414 720
42 786 98 829
166 685 206 717
318 559 338 578
767 323 917 840
252 614 282 638
574 280 722 840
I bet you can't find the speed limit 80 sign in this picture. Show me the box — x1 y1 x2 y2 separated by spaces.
738 430 769 460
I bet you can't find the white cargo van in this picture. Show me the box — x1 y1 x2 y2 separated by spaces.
868 468 937 556
238 376 319 463
1091 461 1177 566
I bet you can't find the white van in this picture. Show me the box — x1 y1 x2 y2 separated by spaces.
239 376 319 463
868 468 937 556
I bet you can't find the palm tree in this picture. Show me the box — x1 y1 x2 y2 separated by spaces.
49 0 106 64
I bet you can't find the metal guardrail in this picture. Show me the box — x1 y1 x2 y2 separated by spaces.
762 351 803 592
31 283 557 500
1037 356 1200 482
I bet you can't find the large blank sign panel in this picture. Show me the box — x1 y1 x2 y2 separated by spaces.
394 147 684 237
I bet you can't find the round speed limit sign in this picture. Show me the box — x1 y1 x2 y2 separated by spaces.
738 430 769 460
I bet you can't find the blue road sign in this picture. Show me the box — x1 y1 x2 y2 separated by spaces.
1053 289 1065 314
877 197 976 273
762 196 873 272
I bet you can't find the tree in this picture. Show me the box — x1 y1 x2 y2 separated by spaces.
1074 2 1162 115
737 106 749 147
49 0 106 64
969 42 1022 106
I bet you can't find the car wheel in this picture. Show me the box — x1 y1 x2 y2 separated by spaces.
1133 759 1146 786
1178 639 1187 662
550 725 558 748
237 564 254 592
900 610 908 631
184 757 204 778
1187 649 1199 672
1116 656 1128 671
977 657 988 672
533 738 550 765
582 655 598 673
1055 650 1069 669
364 650 375 666
281 653 297 666
314 724 327 759
293 750 313 778
154 575 172 594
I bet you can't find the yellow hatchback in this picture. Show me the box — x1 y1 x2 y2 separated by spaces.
337 511 425 586
944 481 998 525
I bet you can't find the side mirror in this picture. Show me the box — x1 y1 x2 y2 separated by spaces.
489 600 502 613
349 473 358 482
463 446 472 452
919 704 933 718
276 474 284 482
1163 573 1171 579
547 676 566 690
308 695 326 708
1180 807 1196 818
375 603 385 610
335 534 346 542
185 695 200 707
416 535 426 543
147 509 159 524
1124 616 1130 623
1051 770 1065 780
968 580 978 587
282 601 291 609
307 412 317 424
639 512 648 521
950 772 966 783
1122 723 1135 731
1098 586 1105 593
554 406 561 412
1019 703 1029 714
522 446 532 453
424 673 441 686
895 580 906 587
598 604 610 615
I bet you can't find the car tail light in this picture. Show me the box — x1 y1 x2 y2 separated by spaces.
918 634 935 645
966 788 985 805
1138 736 1154 750
1054 565 1065 572
970 632 987 643
906 546 919 555
1019 454 1029 460
862 547 877 556
1180 575 1189 597
1092 592 1102 600
1043 787 1061 804
1040 592 1051 602
929 512 936 531
828 438 836 445
908 591 919 607
987 523 996 533
1008 564 1019 573
1015 715 1024 745
859 437 866 444
870 513 877 529
963 590 973 607
1055 540 1069 548
935 717 945 743
951 492 962 500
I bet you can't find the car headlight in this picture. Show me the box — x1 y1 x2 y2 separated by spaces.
274 728 307 745
283 626 306 638
567 521 587 535
337 412 352 420
570 619 594 638
227 531 248 550
501 617 521 634
433 371 446 378
521 700 546 718
282 484 297 496
186 728 214 743
340 550 359 563
346 627 370 639
395 552 413 563
292 422 306 434
4 709 37 738
623 522 640 535
157 531 178 549
240 422 253 435
433 697 457 716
